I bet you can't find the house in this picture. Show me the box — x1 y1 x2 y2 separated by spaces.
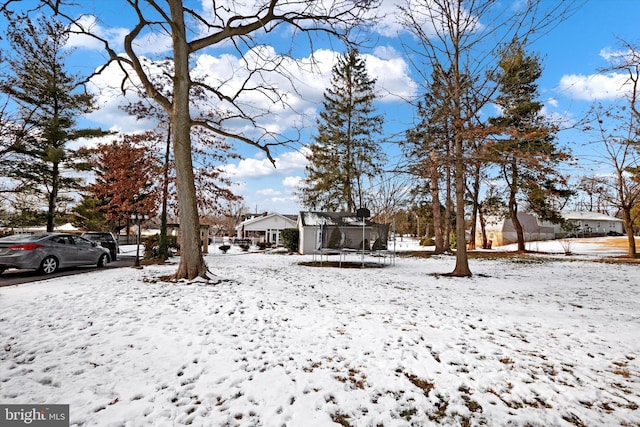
297 211 389 255
551 211 624 237
475 212 556 247
234 213 297 246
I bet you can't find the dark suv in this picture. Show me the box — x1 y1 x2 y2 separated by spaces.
81 232 119 261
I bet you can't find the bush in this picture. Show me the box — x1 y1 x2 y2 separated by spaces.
257 241 272 250
281 228 299 252
144 234 179 259
239 244 250 252
420 237 435 246
219 244 231 254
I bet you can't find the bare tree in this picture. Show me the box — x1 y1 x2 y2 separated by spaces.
590 105 640 257
592 39 640 258
11 0 380 279
367 170 413 226
397 0 579 276
573 176 612 213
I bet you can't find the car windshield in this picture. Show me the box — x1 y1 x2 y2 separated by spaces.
85 233 107 239
0 234 46 242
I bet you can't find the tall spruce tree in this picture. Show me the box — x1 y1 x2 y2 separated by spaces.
489 42 571 251
0 13 105 231
301 49 385 212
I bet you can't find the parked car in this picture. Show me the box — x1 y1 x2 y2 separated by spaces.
0 233 111 275
81 231 119 260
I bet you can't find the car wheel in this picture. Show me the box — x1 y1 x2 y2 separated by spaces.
39 256 59 274
97 254 109 268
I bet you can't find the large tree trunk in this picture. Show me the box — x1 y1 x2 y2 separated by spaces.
467 163 481 250
158 126 171 260
477 202 490 249
509 190 526 252
507 162 526 252
47 161 60 232
622 207 637 258
169 2 207 279
451 133 471 276
429 152 445 254
444 158 452 252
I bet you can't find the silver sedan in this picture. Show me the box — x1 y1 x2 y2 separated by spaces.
0 233 111 275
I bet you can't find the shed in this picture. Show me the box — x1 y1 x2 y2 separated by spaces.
297 211 389 255
234 213 297 246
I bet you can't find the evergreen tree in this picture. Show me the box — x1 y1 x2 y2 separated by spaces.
489 42 571 251
0 13 105 231
301 49 385 212
403 66 456 254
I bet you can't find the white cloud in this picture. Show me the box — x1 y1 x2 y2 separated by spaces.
223 149 308 179
256 188 281 197
365 52 417 101
282 176 302 189
558 73 631 101
275 150 308 171
67 14 172 55
83 46 416 143
222 157 276 179
599 47 631 62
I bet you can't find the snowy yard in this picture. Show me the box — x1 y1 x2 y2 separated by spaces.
1 238 638 426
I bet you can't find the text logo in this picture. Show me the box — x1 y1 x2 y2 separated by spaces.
0 405 69 427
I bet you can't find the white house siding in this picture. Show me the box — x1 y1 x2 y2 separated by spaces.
550 211 624 236
235 214 297 245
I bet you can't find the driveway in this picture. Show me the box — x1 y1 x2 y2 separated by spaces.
0 256 136 287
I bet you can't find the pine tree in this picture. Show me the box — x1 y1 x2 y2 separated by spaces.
489 42 571 251
0 13 106 231
301 49 385 212
404 67 456 254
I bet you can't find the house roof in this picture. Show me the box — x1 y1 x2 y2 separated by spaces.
561 211 622 222
235 213 297 230
298 211 371 227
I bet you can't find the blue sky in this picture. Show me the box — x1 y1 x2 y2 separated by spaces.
3 0 640 215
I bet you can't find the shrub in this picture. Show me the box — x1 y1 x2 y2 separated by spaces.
144 234 179 259
257 241 272 250
219 244 231 254
239 244 250 252
281 228 299 252
420 236 435 246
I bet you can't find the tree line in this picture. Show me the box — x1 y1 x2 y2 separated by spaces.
1 1 639 280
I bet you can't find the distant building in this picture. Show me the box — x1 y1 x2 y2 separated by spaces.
476 211 624 247
550 211 623 237
234 213 297 246
476 212 555 247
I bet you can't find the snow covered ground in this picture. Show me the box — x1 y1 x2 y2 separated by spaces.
1 238 638 426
